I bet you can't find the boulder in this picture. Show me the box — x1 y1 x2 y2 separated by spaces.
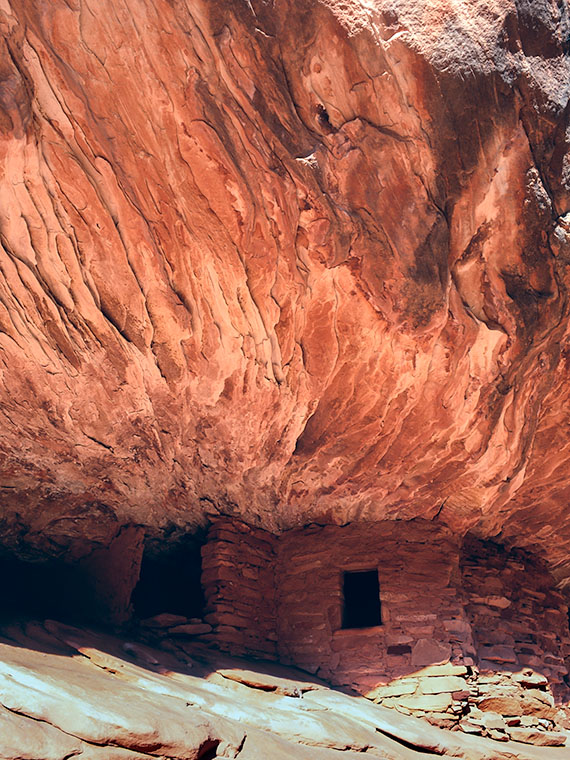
169 623 213 636
418 676 466 695
411 640 452 668
507 728 567 747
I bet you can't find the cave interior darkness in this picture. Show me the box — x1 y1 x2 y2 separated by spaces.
0 533 207 626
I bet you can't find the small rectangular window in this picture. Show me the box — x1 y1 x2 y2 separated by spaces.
342 569 382 629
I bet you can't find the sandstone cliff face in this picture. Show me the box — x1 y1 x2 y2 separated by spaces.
0 1 569 571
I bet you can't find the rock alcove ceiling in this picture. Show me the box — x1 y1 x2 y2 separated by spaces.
0 0 569 582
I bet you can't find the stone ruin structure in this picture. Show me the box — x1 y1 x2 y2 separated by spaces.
2 513 570 744
196 518 570 740
1 0 570 751
23 514 555 744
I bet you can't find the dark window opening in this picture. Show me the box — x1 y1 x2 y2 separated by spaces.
342 569 382 629
132 538 205 620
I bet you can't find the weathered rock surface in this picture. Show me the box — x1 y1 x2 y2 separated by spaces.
0 619 568 760
0 0 569 577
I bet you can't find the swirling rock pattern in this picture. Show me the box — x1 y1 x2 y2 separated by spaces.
0 1 569 574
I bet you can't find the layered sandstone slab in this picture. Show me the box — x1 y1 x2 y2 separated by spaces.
0 1 569 577
0 618 569 759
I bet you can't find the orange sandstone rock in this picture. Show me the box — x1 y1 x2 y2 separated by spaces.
0 0 568 585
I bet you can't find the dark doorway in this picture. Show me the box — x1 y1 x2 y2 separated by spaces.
342 569 382 629
132 537 205 620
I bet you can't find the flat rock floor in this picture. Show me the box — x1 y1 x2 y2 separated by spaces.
0 619 568 760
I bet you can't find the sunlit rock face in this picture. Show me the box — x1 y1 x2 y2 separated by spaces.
0 1 569 571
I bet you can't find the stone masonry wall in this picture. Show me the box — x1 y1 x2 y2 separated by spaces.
462 537 570 700
199 518 570 741
276 520 469 694
200 519 277 658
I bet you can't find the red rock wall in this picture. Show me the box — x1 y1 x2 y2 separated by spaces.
1 0 570 594
201 520 277 658
78 524 144 625
462 538 570 699
275 521 469 691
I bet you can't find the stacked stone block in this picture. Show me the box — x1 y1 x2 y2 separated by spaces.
200 519 277 658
